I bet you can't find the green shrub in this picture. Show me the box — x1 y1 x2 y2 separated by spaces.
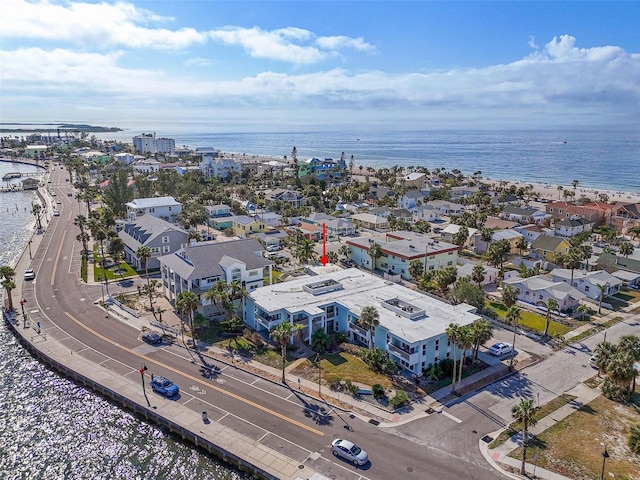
390 390 409 408
372 384 385 399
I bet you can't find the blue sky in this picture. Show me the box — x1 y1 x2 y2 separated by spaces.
1 0 639 130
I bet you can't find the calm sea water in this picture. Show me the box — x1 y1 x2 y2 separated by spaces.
0 161 246 480
91 125 640 194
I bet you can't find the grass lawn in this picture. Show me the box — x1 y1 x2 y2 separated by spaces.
93 247 137 282
508 394 640 479
488 301 572 337
290 352 396 390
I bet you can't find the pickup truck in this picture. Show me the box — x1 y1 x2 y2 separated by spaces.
150 376 179 397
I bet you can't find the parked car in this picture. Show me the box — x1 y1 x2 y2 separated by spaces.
150 375 179 397
67 192 73 197
24 268 35 281
331 438 368 466
142 332 163 345
487 342 513 357
52 209 60 216
266 244 282 252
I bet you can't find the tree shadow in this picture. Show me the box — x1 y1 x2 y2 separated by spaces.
486 372 534 400
288 388 334 426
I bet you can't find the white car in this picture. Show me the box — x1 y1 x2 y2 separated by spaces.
24 268 35 281
331 438 368 466
487 342 513 357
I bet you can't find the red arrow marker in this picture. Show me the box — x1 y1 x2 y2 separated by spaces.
320 223 328 265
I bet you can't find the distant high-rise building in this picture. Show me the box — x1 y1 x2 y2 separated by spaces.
133 133 175 154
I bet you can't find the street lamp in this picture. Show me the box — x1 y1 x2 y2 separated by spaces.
315 353 322 397
28 240 32 260
20 298 27 328
600 444 609 480
139 364 148 394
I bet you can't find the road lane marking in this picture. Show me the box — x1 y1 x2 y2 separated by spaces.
64 311 323 436
51 230 67 286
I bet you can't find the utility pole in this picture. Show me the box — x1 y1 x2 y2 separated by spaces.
140 364 148 394
20 298 27 328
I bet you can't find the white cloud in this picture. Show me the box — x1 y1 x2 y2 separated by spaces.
0 0 207 50
315 35 376 53
183 57 213 68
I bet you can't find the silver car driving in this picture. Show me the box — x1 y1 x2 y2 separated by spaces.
331 438 368 466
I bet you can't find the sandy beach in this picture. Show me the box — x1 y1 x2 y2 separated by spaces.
482 178 640 204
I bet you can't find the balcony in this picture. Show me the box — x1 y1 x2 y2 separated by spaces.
350 323 368 338
387 342 411 361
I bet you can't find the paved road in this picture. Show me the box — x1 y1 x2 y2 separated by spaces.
19 166 511 479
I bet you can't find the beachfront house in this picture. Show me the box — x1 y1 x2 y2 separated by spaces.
346 231 459 279
198 147 241 179
126 196 182 223
158 238 273 318
549 268 622 301
266 188 306 209
119 215 189 270
244 268 481 375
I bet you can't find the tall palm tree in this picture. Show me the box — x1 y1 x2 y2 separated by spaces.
511 399 539 475
597 282 609 314
501 285 520 308
358 305 380 350
204 279 229 316
470 319 493 360
576 304 589 321
538 298 559 337
593 341 616 377
368 242 382 272
456 326 474 386
295 238 318 265
446 323 461 394
1 265 17 312
136 245 152 286
619 242 634 258
506 306 522 369
471 265 485 288
176 290 199 347
270 321 294 383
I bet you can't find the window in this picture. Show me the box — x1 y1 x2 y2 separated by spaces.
249 270 259 277
447 261 453 266
162 246 170 253
435 339 439 350
162 236 169 243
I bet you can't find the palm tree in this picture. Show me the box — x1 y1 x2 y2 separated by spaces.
176 290 199 348
538 298 559 337
501 285 520 308
593 341 616 377
471 265 485 288
619 241 634 258
204 279 230 316
294 238 318 265
456 326 474 386
470 319 493 360
359 305 380 350
338 244 350 260
506 306 522 369
368 242 382 272
576 304 590 321
136 245 152 286
270 321 294 383
597 282 609 314
557 185 563 200
511 399 539 475
446 323 461 394
409 259 424 282
1 265 17 312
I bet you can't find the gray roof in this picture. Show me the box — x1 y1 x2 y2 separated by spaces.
126 196 181 209
503 274 586 302
119 215 187 249
551 268 622 288
348 232 458 260
531 234 569 252
159 238 272 281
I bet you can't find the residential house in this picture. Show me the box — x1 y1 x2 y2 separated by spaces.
159 238 273 317
472 229 524 255
449 185 481 201
302 213 356 237
114 152 135 165
266 188 306 209
244 268 481 375
257 211 283 228
119 215 189 270
610 202 640 232
427 200 464 216
440 224 478 247
597 252 640 288
349 213 388 232
545 201 610 227
198 147 241 179
457 262 499 286
550 268 622 301
298 157 346 181
530 235 572 263
490 193 520 207
484 217 520 230
502 273 586 312
397 191 427 210
132 158 163 174
126 196 182 222
231 215 267 238
255 230 288 248
346 231 459 279
514 224 547 243
553 217 594 238
401 172 429 189
412 204 441 223
501 206 541 225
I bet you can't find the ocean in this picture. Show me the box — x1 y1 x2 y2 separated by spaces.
0 160 245 480
90 125 640 194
